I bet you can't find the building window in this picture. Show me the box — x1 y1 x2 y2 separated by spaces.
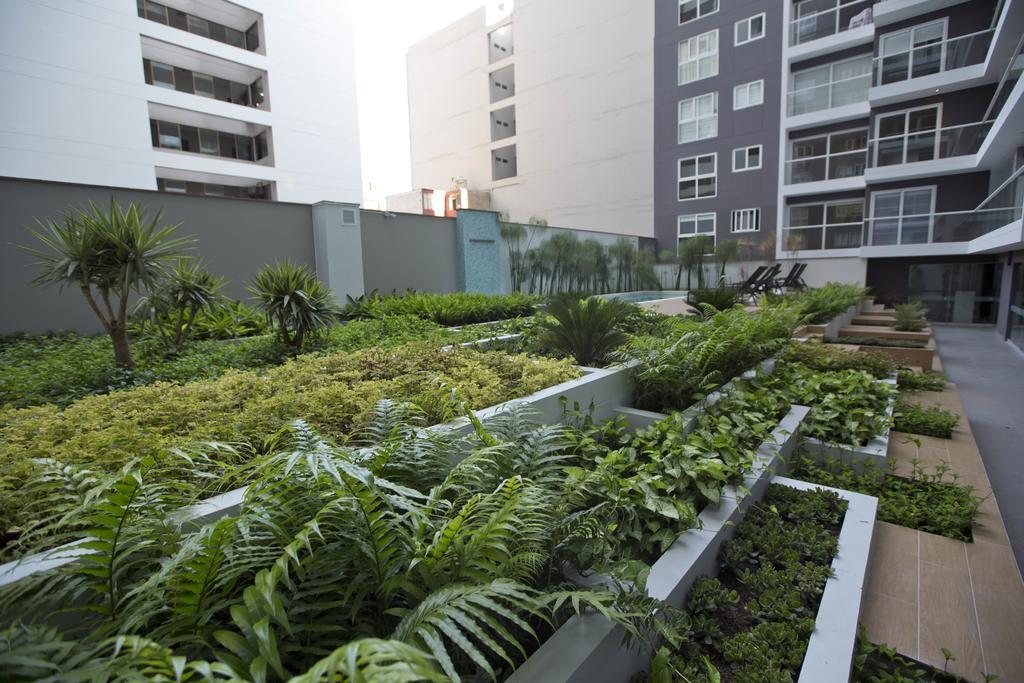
874 105 940 166
733 145 762 172
678 212 716 247
678 153 716 201
491 105 516 142
678 30 718 85
489 64 515 104
678 92 718 143
733 80 764 110
791 0 874 45
735 13 765 46
787 127 867 183
868 187 935 245
157 177 270 200
150 119 269 162
492 144 517 181
679 0 718 25
143 59 265 108
731 208 760 233
785 199 864 250
137 0 260 51
877 19 946 85
788 54 871 116
488 25 513 63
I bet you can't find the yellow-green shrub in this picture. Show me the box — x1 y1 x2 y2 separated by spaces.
0 343 578 539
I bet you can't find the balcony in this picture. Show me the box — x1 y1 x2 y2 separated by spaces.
785 126 868 192
786 55 871 127
790 0 874 46
863 206 1021 247
871 28 993 92
787 71 870 116
783 221 863 251
865 119 992 181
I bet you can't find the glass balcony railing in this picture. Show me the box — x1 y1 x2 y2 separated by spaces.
863 206 1021 246
787 72 871 116
782 222 864 250
868 120 993 167
786 149 867 184
790 0 874 47
873 28 994 86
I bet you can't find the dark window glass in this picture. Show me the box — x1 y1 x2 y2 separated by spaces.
179 125 199 153
187 15 209 37
169 8 188 30
194 73 214 98
137 0 145 18
228 81 249 105
250 78 265 107
245 22 260 50
204 184 225 196
142 58 153 85
218 132 237 158
174 67 193 93
145 0 166 23
236 135 254 161
208 22 227 44
157 121 180 149
255 131 268 159
213 77 232 102
160 179 187 193
149 120 159 147
224 26 245 48
186 182 205 195
151 61 175 89
200 129 219 155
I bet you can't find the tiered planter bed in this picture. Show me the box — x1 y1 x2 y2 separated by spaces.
833 336 936 371
798 375 898 470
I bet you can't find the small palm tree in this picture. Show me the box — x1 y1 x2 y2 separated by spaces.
249 260 338 350
19 199 191 369
135 259 225 346
539 295 633 366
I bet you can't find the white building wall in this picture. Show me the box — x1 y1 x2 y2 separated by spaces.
0 0 361 205
407 0 653 238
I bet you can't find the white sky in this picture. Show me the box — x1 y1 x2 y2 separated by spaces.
352 0 484 208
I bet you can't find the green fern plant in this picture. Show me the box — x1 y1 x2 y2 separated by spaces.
538 295 634 366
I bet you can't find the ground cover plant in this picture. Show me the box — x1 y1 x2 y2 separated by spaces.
536 295 634 366
343 291 540 325
832 336 929 349
785 340 897 379
893 398 959 438
790 456 981 542
786 282 868 325
0 406 654 682
643 485 848 682
0 344 579 553
854 629 973 682
0 316 455 409
898 370 948 392
893 301 929 332
561 385 792 570
618 305 800 412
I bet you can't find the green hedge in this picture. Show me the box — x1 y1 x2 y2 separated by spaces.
0 343 578 543
356 292 541 326
786 282 868 325
0 316 452 409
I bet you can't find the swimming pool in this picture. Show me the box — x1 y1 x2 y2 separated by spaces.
600 290 688 303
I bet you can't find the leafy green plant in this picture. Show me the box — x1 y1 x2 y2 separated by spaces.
133 258 225 346
854 627 970 681
894 398 959 438
786 340 896 379
687 287 738 313
537 295 634 366
249 260 339 350
0 344 579 550
755 363 895 446
619 306 800 411
894 301 929 332
790 456 982 541
833 336 929 349
898 370 947 392
18 199 192 369
786 282 868 325
0 411 642 682
346 292 540 326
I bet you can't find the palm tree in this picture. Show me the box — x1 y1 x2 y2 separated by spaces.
714 239 739 285
134 258 225 346
19 199 191 369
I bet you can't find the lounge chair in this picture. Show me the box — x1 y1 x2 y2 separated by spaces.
725 265 767 299
749 263 782 297
773 263 808 291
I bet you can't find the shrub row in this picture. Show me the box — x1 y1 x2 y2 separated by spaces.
349 291 541 325
786 282 868 325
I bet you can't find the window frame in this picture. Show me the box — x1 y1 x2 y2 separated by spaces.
878 18 948 85
788 53 871 115
872 103 942 167
730 208 761 233
785 198 865 250
787 125 868 183
733 79 764 110
735 13 766 46
677 153 718 202
868 185 937 245
677 212 717 248
678 92 718 144
732 144 763 173
678 29 719 86
679 0 719 26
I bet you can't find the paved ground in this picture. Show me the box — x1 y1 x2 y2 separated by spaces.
933 324 1024 570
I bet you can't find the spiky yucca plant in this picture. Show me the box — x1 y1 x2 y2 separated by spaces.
249 260 339 350
539 295 634 366
134 258 226 346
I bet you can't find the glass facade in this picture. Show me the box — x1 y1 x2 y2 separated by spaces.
157 178 270 200
143 59 265 108
1010 262 1024 352
150 119 269 162
906 262 1003 323
137 0 259 51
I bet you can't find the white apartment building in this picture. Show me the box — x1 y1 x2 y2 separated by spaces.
0 0 362 204
406 0 654 237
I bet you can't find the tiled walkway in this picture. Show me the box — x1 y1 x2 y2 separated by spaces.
861 382 1024 682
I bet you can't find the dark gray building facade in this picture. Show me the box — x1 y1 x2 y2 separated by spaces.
654 0 783 257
